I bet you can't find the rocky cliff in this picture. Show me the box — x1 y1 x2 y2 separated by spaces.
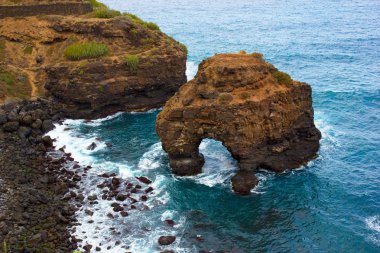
0 10 187 118
156 52 321 194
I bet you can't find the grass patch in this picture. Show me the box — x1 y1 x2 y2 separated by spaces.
251 52 263 58
177 42 188 54
88 0 107 8
0 40 6 53
145 22 160 31
93 8 121 18
0 71 15 85
272 70 293 85
130 28 138 35
218 93 233 104
24 45 33 54
239 92 250 100
0 68 30 100
124 12 144 24
125 54 139 72
3 240 7 253
64 42 109 61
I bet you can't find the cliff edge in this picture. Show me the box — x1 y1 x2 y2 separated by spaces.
0 2 187 118
156 52 321 194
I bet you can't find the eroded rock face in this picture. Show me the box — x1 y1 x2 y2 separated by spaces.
0 15 187 118
156 52 321 194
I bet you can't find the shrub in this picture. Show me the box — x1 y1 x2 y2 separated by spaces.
145 22 160 31
178 42 188 54
124 12 144 24
130 28 138 35
218 93 233 104
251 52 263 58
239 92 250 100
239 50 247 54
272 70 293 85
93 8 121 18
125 54 139 72
64 42 108 61
24 45 33 54
0 71 14 85
88 0 107 8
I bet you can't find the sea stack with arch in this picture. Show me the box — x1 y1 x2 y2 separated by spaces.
156 52 321 195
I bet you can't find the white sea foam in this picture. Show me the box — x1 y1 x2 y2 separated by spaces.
183 139 238 187
365 215 380 245
186 61 198 80
366 216 380 233
138 143 165 170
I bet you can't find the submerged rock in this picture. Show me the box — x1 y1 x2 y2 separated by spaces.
156 52 321 194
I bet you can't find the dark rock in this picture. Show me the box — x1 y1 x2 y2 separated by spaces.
136 176 152 184
87 142 97 150
116 194 127 201
164 220 175 227
87 195 97 201
22 114 33 125
158 236 176 246
145 187 154 193
42 119 55 132
3 121 19 132
0 110 7 124
120 211 129 217
18 126 32 138
42 135 54 146
83 244 92 251
231 170 258 195
32 119 42 129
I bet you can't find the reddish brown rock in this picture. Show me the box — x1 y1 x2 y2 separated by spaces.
156 52 321 194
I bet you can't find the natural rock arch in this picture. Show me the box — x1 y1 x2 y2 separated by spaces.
156 52 321 194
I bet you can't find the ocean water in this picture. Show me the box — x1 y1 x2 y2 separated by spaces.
49 0 380 252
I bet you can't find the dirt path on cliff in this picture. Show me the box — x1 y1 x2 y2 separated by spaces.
6 65 39 99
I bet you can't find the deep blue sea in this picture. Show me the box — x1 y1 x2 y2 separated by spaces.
49 0 380 252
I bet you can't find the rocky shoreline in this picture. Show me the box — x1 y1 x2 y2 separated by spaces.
0 99 176 252
0 100 79 252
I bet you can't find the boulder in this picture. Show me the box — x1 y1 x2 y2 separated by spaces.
42 119 55 132
18 126 32 139
158 236 176 246
2 121 19 132
231 171 258 195
156 52 321 194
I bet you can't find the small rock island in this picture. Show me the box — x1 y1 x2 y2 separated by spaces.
156 52 321 194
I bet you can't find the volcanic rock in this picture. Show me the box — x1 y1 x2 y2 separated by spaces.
158 236 176 246
156 52 321 194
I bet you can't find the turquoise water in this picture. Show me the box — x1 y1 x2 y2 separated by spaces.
51 0 380 252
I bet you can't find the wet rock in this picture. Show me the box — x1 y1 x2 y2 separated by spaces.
42 135 54 146
42 119 55 132
158 236 176 246
83 244 92 251
87 142 97 150
86 194 97 201
145 187 154 193
136 176 152 184
231 170 258 195
164 220 176 227
120 211 129 217
140 195 148 201
116 194 127 201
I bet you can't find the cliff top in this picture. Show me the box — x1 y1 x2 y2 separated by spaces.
0 0 86 6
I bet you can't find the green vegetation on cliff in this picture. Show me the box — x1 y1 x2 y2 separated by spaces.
0 67 31 101
125 54 139 72
88 0 106 8
64 42 108 60
272 70 293 85
93 8 121 18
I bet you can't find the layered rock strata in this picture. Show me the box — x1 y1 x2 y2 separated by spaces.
0 14 187 118
156 52 321 194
